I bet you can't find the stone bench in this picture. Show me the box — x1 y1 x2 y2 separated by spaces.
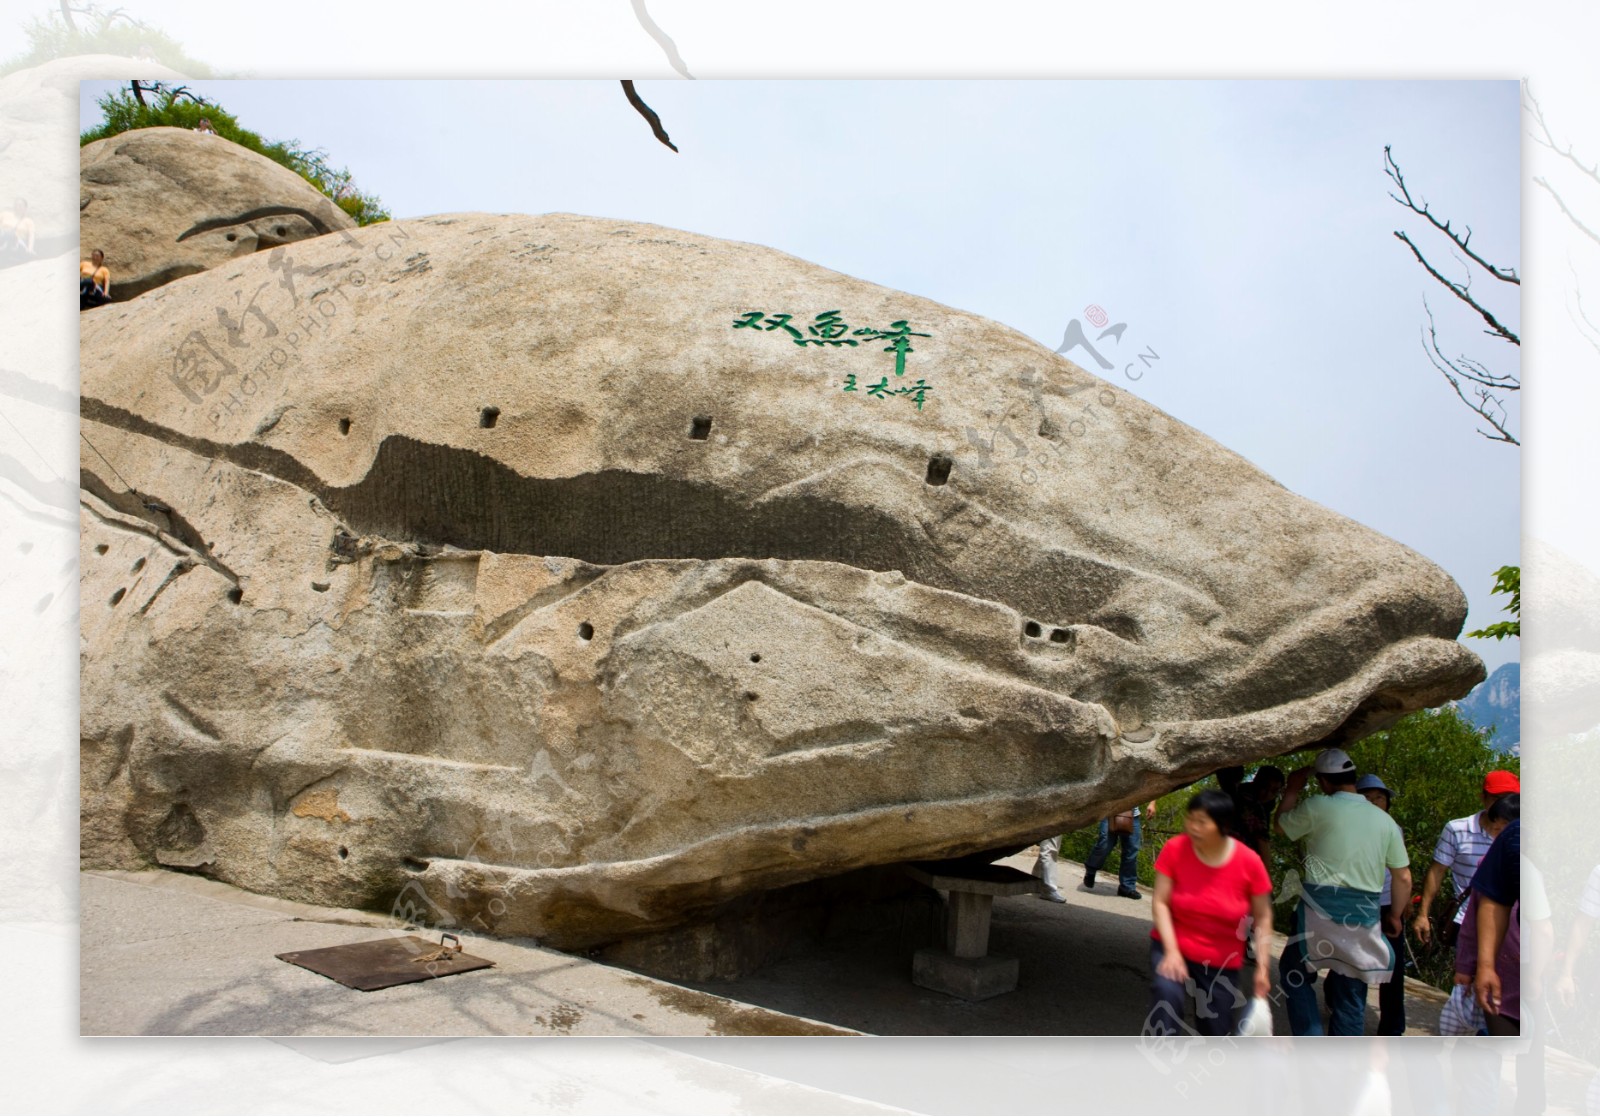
904 860 1041 1000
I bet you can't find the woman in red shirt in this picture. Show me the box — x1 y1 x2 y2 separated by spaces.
1144 789 1275 1036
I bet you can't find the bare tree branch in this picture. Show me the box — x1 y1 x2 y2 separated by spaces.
1454 352 1517 389
1384 145 1519 285
620 80 678 153
1420 300 1519 446
1393 230 1520 346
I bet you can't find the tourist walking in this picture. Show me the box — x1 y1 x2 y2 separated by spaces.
1452 794 1520 1014
1463 811 1551 1114
1144 789 1273 1037
1032 834 1067 903
1274 748 1412 1036
1356 773 1407 1035
1218 764 1286 863
1084 800 1157 899
1413 769 1520 948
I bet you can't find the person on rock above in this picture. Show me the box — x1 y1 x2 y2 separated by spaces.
80 249 111 309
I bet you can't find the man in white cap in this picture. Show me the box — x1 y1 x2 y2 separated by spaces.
1273 747 1412 1035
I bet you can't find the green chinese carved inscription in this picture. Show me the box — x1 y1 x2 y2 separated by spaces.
732 309 936 409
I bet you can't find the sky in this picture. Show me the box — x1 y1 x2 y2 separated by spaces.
81 78 1524 673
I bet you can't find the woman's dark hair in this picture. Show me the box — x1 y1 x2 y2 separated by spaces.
1187 788 1235 831
1487 793 1520 825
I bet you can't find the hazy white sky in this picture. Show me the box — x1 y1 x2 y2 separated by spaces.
81 78 1523 671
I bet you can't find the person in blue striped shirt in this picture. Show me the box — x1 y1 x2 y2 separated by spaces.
1413 769 1520 947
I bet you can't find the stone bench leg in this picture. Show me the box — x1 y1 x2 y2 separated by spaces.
913 891 1020 1001
947 891 993 958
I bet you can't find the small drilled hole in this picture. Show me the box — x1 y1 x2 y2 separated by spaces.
337 846 348 860
130 557 145 573
577 621 594 641
1049 628 1069 643
926 453 953 486
227 587 243 604
1024 621 1042 638
745 691 759 701
311 581 330 593
403 857 430 872
275 226 287 237
689 416 712 440
338 418 351 435
94 544 108 555
480 406 500 429
224 232 237 242
750 653 761 663
109 587 126 606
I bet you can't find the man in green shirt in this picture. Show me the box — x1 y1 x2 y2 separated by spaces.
1274 748 1413 1035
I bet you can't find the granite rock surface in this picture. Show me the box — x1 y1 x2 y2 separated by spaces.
78 211 1484 946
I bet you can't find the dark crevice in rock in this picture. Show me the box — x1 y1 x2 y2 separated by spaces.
80 463 241 587
175 204 343 243
154 802 206 850
79 396 1130 626
114 261 211 301
138 559 198 615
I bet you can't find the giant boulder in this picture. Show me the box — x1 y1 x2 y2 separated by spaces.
78 212 1484 947
79 126 356 299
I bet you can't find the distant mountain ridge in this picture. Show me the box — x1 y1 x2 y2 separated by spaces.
1454 661 1520 753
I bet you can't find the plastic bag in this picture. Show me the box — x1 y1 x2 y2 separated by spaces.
1238 996 1274 1037
1439 982 1485 1037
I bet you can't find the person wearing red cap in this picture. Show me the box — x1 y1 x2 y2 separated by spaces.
1412 769 1521 948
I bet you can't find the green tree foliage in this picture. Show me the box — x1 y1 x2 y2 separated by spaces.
1058 705 1514 990
81 85 390 227
2 4 212 76
1466 564 1520 641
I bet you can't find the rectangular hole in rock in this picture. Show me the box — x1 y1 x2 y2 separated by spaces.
480 407 500 429
689 416 712 441
926 453 953 486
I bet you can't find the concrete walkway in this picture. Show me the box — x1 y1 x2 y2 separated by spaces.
80 870 855 1037
82 853 1449 1039
676 851 1447 1037
74 862 1600 1113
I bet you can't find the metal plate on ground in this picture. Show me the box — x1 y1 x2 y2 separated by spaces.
277 935 495 991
